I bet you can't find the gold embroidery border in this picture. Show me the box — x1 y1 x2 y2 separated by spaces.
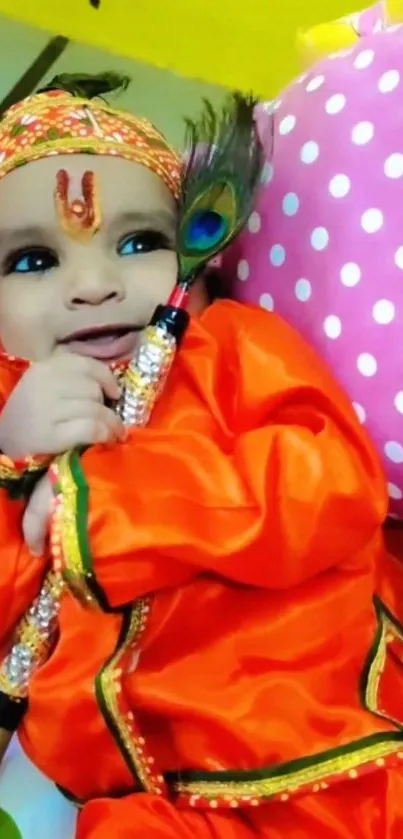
364 597 403 728
172 740 403 805
48 463 403 807
53 452 165 794
95 600 166 796
52 452 98 608
46 600 403 810
168 598 403 807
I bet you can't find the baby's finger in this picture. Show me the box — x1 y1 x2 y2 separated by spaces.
80 358 122 401
98 405 126 441
54 399 112 424
22 477 52 557
55 412 124 450
58 378 104 403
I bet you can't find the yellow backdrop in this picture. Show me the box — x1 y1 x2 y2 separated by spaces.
0 0 364 96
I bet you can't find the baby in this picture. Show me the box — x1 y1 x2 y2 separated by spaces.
0 74 397 838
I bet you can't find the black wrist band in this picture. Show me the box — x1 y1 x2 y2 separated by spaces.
0 691 28 731
0 467 48 501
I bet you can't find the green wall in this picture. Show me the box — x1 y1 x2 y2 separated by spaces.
0 15 226 148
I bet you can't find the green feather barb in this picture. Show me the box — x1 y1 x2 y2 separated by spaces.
177 93 264 283
37 72 131 100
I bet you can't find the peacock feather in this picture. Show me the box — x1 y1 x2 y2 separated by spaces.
177 93 263 285
37 72 130 100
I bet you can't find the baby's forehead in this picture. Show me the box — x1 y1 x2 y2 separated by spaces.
0 153 177 235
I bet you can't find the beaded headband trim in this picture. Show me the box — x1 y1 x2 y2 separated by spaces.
0 90 181 199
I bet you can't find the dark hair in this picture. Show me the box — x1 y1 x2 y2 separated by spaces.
37 71 131 100
204 267 232 302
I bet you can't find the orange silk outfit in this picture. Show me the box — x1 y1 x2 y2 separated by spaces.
1 300 403 838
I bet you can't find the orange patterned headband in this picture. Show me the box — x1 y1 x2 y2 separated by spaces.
0 90 181 198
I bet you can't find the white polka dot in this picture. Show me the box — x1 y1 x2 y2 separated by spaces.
248 211 261 233
279 115 296 135
384 153 403 179
340 262 361 287
351 121 374 145
354 48 375 69
329 174 351 198
385 441 403 463
261 161 274 184
388 482 403 500
237 259 249 281
300 141 319 164
372 299 395 324
295 278 312 302
361 208 383 233
357 353 377 376
269 244 286 266
306 75 325 92
379 69 400 93
395 246 403 269
282 192 300 216
260 293 274 311
311 227 329 251
353 402 366 424
325 94 346 114
394 391 403 414
323 315 342 339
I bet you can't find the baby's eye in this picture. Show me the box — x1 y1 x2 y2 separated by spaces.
4 247 59 275
117 230 171 257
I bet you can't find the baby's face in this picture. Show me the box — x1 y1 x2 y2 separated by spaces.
0 154 191 361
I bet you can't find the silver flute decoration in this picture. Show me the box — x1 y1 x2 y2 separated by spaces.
0 322 178 715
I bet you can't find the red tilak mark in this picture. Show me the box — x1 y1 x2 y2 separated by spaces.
54 169 101 241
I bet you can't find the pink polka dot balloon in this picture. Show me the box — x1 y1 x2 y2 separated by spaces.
222 25 403 518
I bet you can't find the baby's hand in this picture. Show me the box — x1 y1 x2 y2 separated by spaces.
0 354 124 459
22 474 53 556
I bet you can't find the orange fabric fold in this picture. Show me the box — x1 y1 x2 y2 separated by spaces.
76 794 255 839
76 301 387 609
0 354 48 650
76 769 403 839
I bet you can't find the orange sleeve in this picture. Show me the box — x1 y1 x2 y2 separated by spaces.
0 492 47 650
77 793 257 839
54 303 387 611
0 359 49 648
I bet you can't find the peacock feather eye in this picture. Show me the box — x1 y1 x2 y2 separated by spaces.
177 92 264 283
183 210 229 253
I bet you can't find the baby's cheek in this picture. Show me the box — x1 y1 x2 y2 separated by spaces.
0 281 54 360
121 253 175 326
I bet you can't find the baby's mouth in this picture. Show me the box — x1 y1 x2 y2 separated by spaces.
60 324 142 361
